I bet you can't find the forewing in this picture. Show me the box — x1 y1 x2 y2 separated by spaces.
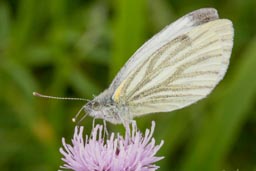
109 8 219 90
113 19 233 116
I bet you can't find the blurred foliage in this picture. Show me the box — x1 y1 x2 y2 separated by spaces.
0 0 256 171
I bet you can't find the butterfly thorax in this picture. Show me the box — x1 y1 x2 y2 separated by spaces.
84 89 130 124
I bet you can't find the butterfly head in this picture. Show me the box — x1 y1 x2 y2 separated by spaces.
83 91 123 124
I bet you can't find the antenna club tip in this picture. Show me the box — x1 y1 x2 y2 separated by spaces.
72 118 76 122
33 92 38 96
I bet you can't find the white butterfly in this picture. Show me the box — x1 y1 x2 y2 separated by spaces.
38 8 233 124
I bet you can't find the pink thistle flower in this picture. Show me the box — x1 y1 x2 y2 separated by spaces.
59 121 164 171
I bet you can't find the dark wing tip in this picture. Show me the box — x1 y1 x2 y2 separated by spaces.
188 8 219 26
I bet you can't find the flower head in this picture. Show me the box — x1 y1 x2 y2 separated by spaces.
60 121 164 171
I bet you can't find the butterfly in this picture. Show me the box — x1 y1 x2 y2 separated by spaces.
34 8 234 124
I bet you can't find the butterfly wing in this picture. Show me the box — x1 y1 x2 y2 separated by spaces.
110 8 234 116
109 8 219 90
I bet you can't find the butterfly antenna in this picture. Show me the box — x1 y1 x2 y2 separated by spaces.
33 92 89 101
33 92 90 124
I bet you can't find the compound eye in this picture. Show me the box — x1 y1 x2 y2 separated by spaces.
92 101 100 110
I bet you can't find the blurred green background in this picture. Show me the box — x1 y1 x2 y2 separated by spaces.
0 0 256 170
